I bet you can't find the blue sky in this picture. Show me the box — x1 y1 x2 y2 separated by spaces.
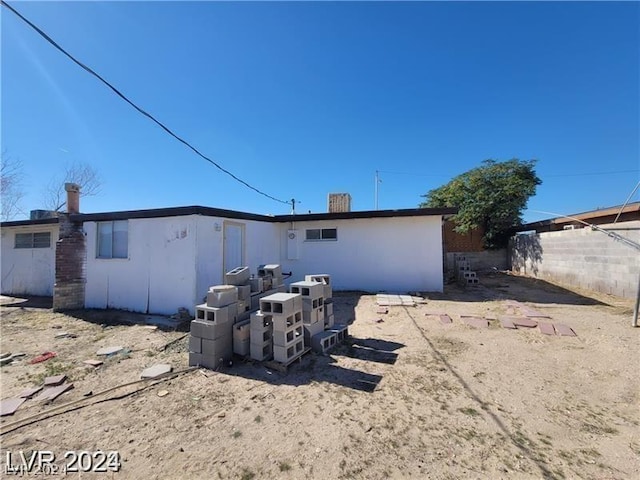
2 1 639 222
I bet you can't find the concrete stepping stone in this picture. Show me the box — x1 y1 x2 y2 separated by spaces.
140 364 172 379
44 374 67 386
0 397 26 416
500 317 517 329
96 346 124 356
19 386 43 398
538 322 556 335
83 359 103 367
33 383 74 403
555 324 577 337
464 317 489 328
512 318 538 328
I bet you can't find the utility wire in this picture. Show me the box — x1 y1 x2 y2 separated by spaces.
1 0 291 206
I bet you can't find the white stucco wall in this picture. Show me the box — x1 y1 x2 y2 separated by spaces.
0 224 59 296
194 217 280 303
278 216 444 292
85 216 198 314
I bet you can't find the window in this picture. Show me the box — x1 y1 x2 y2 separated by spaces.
305 228 337 241
15 232 51 249
97 220 128 258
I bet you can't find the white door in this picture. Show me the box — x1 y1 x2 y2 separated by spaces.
223 222 245 275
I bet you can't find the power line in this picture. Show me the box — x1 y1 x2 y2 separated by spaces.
545 169 639 178
378 168 639 178
1 0 291 206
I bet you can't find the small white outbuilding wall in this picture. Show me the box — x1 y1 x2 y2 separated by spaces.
278 215 444 293
0 224 59 296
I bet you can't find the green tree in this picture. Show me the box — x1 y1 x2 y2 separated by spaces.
420 159 541 249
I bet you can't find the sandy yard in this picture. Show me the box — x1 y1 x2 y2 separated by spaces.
0 272 638 480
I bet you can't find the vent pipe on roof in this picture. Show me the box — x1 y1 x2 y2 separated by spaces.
65 183 81 214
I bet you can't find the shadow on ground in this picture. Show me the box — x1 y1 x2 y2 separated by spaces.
428 271 607 306
64 309 188 331
0 295 53 309
220 333 403 393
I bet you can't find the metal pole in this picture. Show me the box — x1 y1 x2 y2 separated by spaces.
633 272 639 327
374 170 379 210
613 180 640 224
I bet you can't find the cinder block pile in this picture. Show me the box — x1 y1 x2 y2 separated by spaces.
258 293 304 363
189 264 288 369
189 285 238 370
455 254 479 286
190 268 348 369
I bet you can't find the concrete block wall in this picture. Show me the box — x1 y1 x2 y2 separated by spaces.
53 215 86 311
510 221 640 299
445 249 508 277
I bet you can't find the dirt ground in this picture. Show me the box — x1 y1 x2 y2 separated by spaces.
1 272 638 480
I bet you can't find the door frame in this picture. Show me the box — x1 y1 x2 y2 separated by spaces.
222 220 246 277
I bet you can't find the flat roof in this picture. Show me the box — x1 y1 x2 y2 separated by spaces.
520 201 640 230
1 205 457 227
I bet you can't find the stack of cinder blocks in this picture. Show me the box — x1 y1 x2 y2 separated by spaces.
305 274 334 329
250 264 286 311
259 293 305 363
225 266 252 322
455 254 479 286
290 281 325 345
189 285 238 370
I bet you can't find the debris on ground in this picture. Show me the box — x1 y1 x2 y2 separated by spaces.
29 351 57 364
96 346 124 356
140 364 173 379
0 397 26 416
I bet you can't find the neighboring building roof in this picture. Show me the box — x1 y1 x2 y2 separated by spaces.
518 202 640 232
1 205 458 227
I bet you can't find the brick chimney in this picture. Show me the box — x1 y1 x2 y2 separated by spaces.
65 183 81 214
53 183 85 312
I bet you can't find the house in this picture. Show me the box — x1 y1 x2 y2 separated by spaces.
519 202 640 233
1 186 456 314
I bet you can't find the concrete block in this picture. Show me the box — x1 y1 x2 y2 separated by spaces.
202 337 232 356
195 303 238 324
237 298 249 315
189 351 231 370
311 331 337 354
324 301 334 318
250 277 264 293
191 318 233 340
273 311 302 331
273 338 304 363
303 320 324 345
290 281 324 299
302 296 325 311
324 313 335 329
250 328 273 344
237 308 251 322
233 320 251 341
258 264 283 284
273 324 304 347
206 285 239 307
250 311 273 330
260 293 301 317
189 335 202 353
305 274 332 299
250 340 273 361
328 323 349 343
224 266 250 286
461 271 477 279
233 337 250 356
237 285 251 301
302 308 320 324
